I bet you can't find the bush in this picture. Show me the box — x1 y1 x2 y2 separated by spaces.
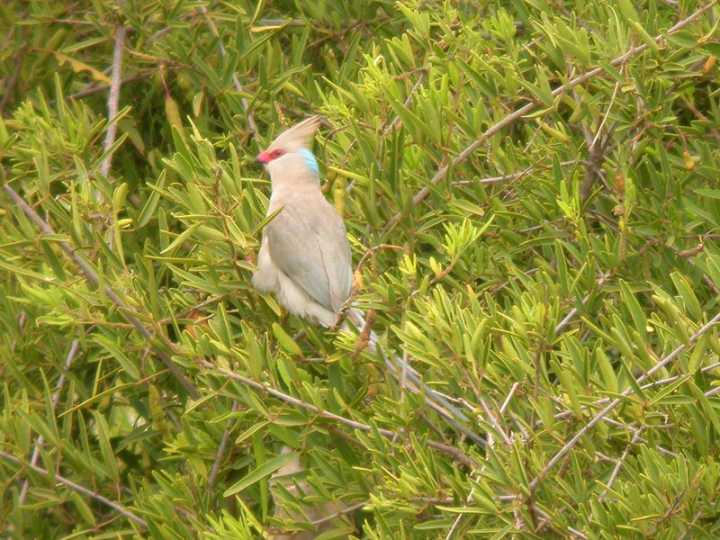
2 1 720 537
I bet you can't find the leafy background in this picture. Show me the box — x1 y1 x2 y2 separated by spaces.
2 0 720 538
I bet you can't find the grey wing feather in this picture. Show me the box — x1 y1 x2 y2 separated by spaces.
265 198 352 312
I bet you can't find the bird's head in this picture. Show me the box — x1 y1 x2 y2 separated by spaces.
257 115 322 179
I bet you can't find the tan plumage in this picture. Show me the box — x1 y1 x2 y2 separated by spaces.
252 116 352 327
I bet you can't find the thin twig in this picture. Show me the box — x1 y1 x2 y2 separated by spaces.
453 166 534 186
18 339 80 505
201 6 257 134
347 309 486 447
500 383 519 415
580 75 619 200
310 500 366 527
599 426 643 501
202 361 479 469
554 356 720 423
479 398 511 446
100 11 127 178
589 81 620 152
0 44 25 115
3 184 199 398
383 354 483 444
530 307 720 492
382 72 426 136
70 71 149 100
383 1 718 234
445 382 522 539
0 450 147 527
207 401 241 491
554 272 610 335
399 350 409 403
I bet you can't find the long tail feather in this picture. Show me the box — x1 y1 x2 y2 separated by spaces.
346 309 486 446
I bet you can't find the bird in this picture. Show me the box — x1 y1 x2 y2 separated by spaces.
252 115 352 327
252 116 485 447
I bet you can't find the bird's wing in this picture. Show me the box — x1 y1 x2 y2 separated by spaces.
265 196 352 313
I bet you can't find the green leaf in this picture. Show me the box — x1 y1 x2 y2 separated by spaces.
223 451 299 497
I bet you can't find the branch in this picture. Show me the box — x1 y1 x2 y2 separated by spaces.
382 71 426 136
347 309 486 447
383 1 718 234
202 361 479 469
70 71 149 100
18 339 80 505
0 449 147 527
529 307 720 492
554 272 610 335
201 6 257 134
99 12 127 179
552 360 720 424
2 184 199 398
598 426 643 501
310 501 366 527
207 401 240 491
0 43 25 115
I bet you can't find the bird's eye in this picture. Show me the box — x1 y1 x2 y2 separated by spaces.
269 149 285 159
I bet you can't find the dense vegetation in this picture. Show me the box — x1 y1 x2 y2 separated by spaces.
2 0 720 537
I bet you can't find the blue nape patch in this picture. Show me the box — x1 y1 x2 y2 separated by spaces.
298 148 319 176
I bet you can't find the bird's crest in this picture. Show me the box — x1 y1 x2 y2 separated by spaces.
268 115 322 152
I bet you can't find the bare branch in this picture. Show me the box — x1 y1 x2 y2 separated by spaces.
589 80 620 152
201 6 257 134
499 383 519 415
382 72 426 136
310 501 366 527
530 307 720 492
100 13 127 179
479 398 511 447
384 1 718 234
0 449 147 527
347 309 486 447
599 426 644 501
18 339 80 505
554 272 610 335
207 401 241 491
202 361 479 469
2 185 199 398
553 360 720 424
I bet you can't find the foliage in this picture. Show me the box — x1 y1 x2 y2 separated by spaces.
2 0 720 537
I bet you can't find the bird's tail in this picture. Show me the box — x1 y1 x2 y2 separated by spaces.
346 309 485 446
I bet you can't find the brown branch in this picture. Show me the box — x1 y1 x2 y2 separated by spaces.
310 501 366 527
0 449 147 527
580 78 618 201
347 310 486 447
382 71 426 136
529 307 720 493
202 361 479 469
207 401 241 491
0 44 26 115
100 14 127 179
598 426 644 501
554 272 610 335
554 360 720 423
453 165 535 186
18 339 80 505
2 184 199 398
70 71 149 100
201 6 257 134
383 1 718 235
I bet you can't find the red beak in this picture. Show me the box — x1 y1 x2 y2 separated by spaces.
256 151 270 164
